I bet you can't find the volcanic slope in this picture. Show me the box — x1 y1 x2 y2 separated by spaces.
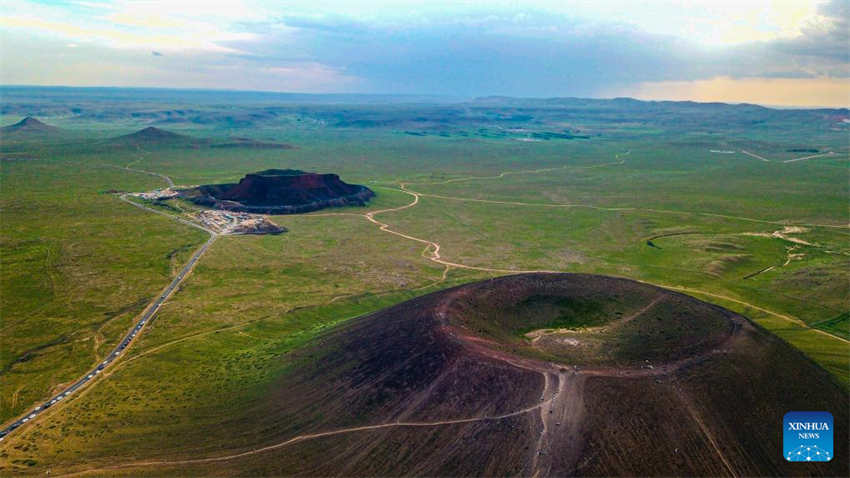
181 169 374 214
88 273 847 477
108 126 194 146
0 117 62 137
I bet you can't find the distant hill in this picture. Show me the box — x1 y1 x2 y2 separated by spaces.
109 126 193 146
1 117 62 136
108 128 296 150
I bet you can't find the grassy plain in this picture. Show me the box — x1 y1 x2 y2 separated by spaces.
0 157 208 423
0 90 847 474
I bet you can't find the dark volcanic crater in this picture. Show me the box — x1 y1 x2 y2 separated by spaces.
141 273 847 477
180 169 374 214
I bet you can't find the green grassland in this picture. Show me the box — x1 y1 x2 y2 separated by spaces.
0 158 208 424
0 89 847 474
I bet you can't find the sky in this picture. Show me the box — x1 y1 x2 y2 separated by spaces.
1 0 848 106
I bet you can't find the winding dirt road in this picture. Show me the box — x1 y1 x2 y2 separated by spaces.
358 159 849 346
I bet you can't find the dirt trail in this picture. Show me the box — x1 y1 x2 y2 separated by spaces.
534 373 585 477
653 284 849 345
740 150 770 162
366 188 557 275
104 164 175 188
58 378 566 476
531 372 555 476
362 179 847 347
783 151 838 163
414 158 627 187
356 163 848 346
739 149 842 164
742 243 802 280
526 294 666 343
403 187 849 230
673 384 738 477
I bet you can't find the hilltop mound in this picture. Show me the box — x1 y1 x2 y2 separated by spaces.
1 117 62 136
145 273 846 476
109 126 192 146
180 169 374 214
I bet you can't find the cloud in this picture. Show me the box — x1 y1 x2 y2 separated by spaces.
0 0 259 53
0 0 846 104
771 0 848 61
220 12 693 96
0 35 360 92
222 8 845 96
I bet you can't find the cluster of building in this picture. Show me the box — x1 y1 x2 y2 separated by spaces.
131 188 179 200
194 209 283 235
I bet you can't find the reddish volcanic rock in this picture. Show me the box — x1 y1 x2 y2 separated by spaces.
182 169 374 214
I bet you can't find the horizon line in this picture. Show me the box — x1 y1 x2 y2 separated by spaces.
1 84 847 111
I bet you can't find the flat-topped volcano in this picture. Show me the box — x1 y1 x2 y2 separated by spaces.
181 169 374 214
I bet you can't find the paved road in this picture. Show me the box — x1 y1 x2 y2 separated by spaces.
0 233 216 441
118 194 216 235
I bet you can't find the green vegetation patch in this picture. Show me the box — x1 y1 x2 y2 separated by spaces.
812 312 850 341
511 295 609 331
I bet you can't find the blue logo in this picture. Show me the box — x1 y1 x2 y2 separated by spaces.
783 411 833 462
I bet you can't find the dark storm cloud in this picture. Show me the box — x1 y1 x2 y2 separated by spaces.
218 7 848 96
772 0 848 61
7 1 844 98
224 12 700 96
